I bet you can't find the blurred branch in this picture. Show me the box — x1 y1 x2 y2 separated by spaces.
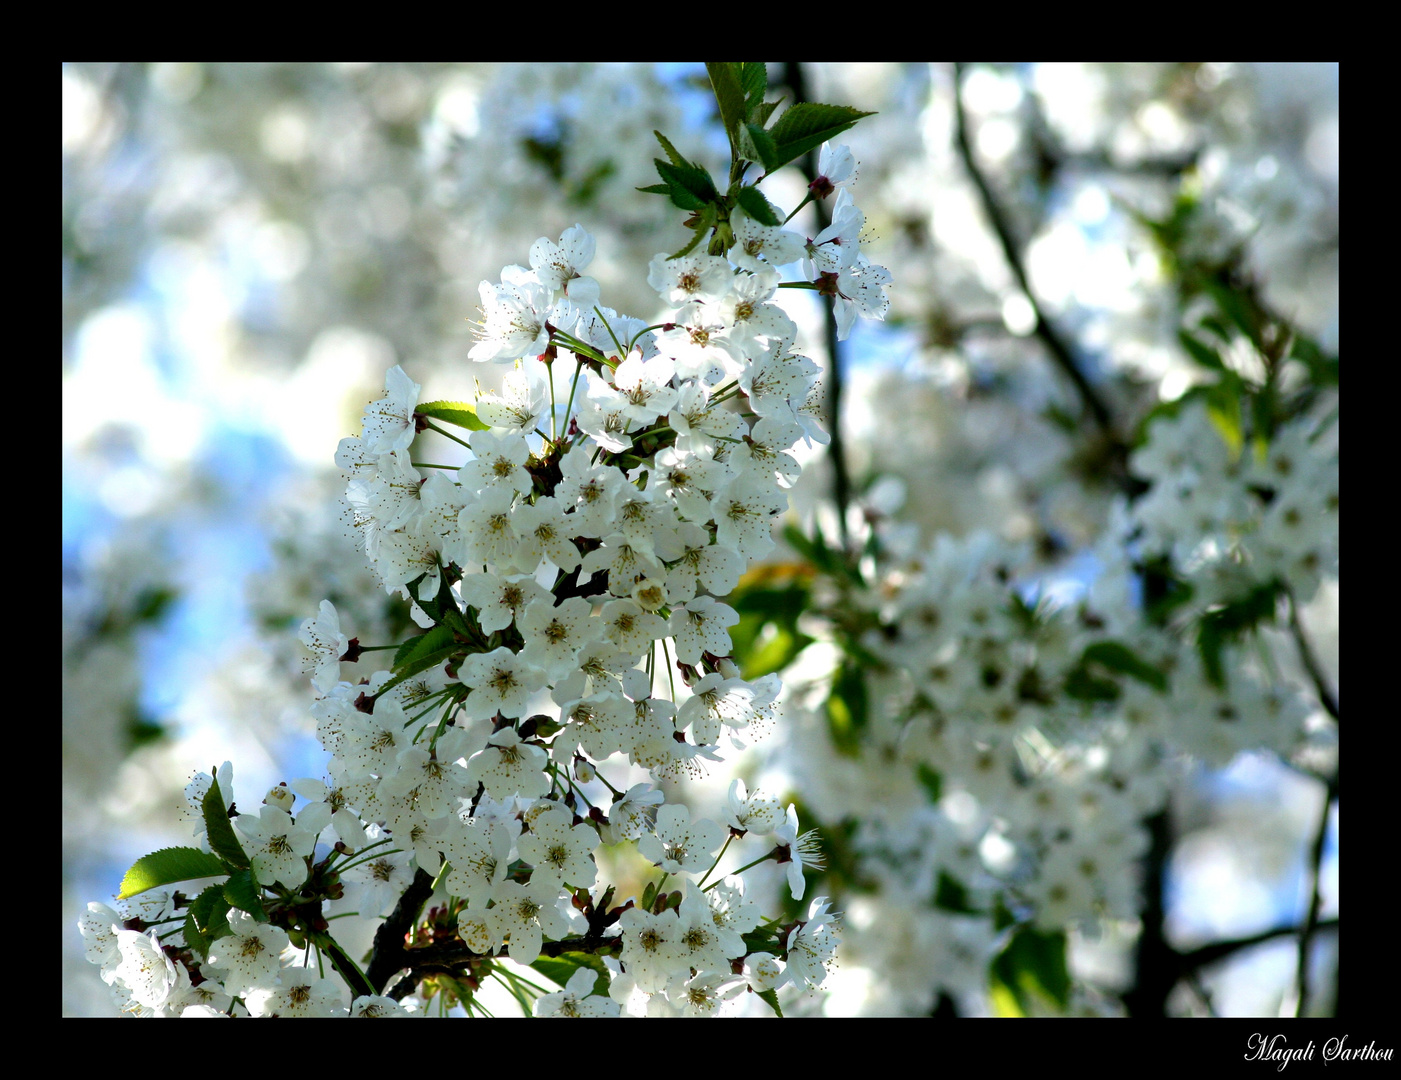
1295 778 1338 1017
1287 586 1339 724
782 61 852 552
1176 916 1338 976
952 63 1127 473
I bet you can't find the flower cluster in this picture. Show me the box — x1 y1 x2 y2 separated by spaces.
80 64 882 1016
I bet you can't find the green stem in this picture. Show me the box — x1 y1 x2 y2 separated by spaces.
627 323 668 353
423 420 473 449
563 359 584 430
313 929 375 1000
783 191 815 225
696 833 735 890
594 306 626 356
703 850 776 890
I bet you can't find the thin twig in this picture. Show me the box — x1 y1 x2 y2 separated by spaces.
783 61 852 552
951 63 1122 452
1295 778 1338 1016
1287 585 1339 723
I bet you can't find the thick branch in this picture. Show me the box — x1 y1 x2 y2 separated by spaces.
366 867 436 994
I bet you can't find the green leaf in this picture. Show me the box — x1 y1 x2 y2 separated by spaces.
416 400 489 432
736 184 781 228
740 623 814 680
652 129 689 168
825 659 869 755
990 926 1071 1015
1063 665 1121 703
738 62 767 112
934 870 978 915
706 62 748 146
751 97 783 129
1205 279 1264 352
915 763 943 804
1081 641 1168 692
223 867 266 920
184 884 232 962
530 951 610 998
667 206 715 260
1177 329 1226 372
636 183 672 197
1196 581 1283 688
203 771 249 871
756 987 784 1017
656 159 719 210
117 847 228 901
393 624 459 674
741 123 780 173
767 102 875 173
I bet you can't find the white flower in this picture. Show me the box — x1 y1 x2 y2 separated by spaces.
360 364 421 454
467 726 551 799
784 896 840 989
534 966 620 1017
295 605 347 697
205 910 290 998
729 211 805 272
234 803 328 888
647 251 733 306
113 928 180 1009
470 268 554 363
638 804 725 875
459 647 544 720
529 224 600 310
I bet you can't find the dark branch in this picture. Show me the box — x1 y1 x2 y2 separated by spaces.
952 63 1124 458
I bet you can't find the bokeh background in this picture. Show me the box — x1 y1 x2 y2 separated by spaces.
63 62 1338 1017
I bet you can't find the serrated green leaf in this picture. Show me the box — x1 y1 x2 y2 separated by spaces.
415 400 489 432
637 183 672 196
189 883 232 937
656 159 718 209
756 987 784 1016
743 123 780 173
117 847 228 901
667 222 710 260
184 884 233 961
203 771 249 871
393 624 458 673
223 867 266 920
991 926 1070 1014
767 103 875 173
530 951 610 998
1081 641 1168 692
736 185 781 228
706 62 748 146
183 911 210 960
752 97 783 129
739 62 767 111
652 129 689 168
